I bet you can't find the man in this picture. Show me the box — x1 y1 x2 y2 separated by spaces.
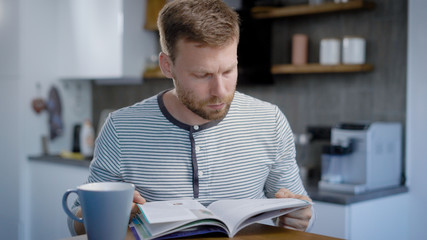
69 0 313 235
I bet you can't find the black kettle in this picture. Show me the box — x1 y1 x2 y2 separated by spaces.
72 124 81 153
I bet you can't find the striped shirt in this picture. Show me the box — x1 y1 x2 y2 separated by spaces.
75 90 306 204
68 90 313 235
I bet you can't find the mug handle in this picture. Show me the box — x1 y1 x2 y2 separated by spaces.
62 189 83 223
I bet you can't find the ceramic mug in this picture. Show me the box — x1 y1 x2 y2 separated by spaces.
320 38 341 65
342 36 366 64
63 182 135 240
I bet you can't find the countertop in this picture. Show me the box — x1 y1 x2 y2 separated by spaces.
29 155 91 167
304 180 408 205
29 155 408 205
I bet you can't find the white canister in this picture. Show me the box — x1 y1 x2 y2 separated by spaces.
309 0 324 5
342 36 366 64
320 38 341 65
80 120 95 157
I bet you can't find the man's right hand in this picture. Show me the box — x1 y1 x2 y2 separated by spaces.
74 208 85 235
130 190 146 221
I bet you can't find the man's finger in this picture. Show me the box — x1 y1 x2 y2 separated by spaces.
133 190 146 204
275 188 296 198
131 203 140 214
129 202 141 222
278 215 309 231
294 194 312 202
283 207 312 220
130 191 145 222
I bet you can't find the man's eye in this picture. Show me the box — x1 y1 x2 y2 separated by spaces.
195 74 210 79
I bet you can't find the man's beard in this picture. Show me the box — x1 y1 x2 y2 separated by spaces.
175 81 235 121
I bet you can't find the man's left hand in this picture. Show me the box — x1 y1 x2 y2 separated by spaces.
275 188 312 231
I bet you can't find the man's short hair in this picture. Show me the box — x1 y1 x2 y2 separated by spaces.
157 0 240 63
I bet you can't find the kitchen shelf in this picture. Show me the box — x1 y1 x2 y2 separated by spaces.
251 0 375 19
271 63 374 74
143 66 165 79
143 64 373 77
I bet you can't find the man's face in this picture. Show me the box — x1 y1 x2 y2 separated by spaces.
169 39 238 121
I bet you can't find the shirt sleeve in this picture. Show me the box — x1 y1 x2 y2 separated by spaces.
87 113 123 183
264 106 307 197
265 106 315 231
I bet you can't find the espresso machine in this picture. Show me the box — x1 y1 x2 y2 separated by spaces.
318 122 402 194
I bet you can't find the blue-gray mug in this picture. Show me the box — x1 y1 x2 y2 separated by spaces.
62 182 135 240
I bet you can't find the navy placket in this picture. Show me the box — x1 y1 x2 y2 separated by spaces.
189 125 199 199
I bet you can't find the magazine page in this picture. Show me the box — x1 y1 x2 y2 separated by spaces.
139 200 202 223
207 198 310 237
133 200 229 239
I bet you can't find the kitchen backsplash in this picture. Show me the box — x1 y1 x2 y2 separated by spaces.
268 0 407 133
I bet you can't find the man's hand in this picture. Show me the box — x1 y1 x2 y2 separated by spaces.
74 207 86 235
275 188 312 231
130 190 146 221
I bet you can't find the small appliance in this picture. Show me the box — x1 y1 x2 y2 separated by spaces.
319 122 402 194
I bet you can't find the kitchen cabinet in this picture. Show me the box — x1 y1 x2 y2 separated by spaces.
251 0 375 75
58 0 157 81
28 157 89 240
310 193 409 239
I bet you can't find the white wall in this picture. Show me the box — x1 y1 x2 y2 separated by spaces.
29 161 89 240
0 0 155 239
0 0 22 239
0 0 91 239
17 1 92 238
407 0 427 239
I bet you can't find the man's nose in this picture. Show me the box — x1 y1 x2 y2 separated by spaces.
209 75 226 98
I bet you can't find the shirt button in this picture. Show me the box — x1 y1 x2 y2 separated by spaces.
195 145 201 152
193 125 199 130
198 170 204 177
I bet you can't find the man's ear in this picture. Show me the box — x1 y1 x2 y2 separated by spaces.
159 52 173 79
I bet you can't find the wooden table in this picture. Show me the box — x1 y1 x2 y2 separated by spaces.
62 223 342 240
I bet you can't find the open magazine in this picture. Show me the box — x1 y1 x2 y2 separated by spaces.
129 198 311 240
